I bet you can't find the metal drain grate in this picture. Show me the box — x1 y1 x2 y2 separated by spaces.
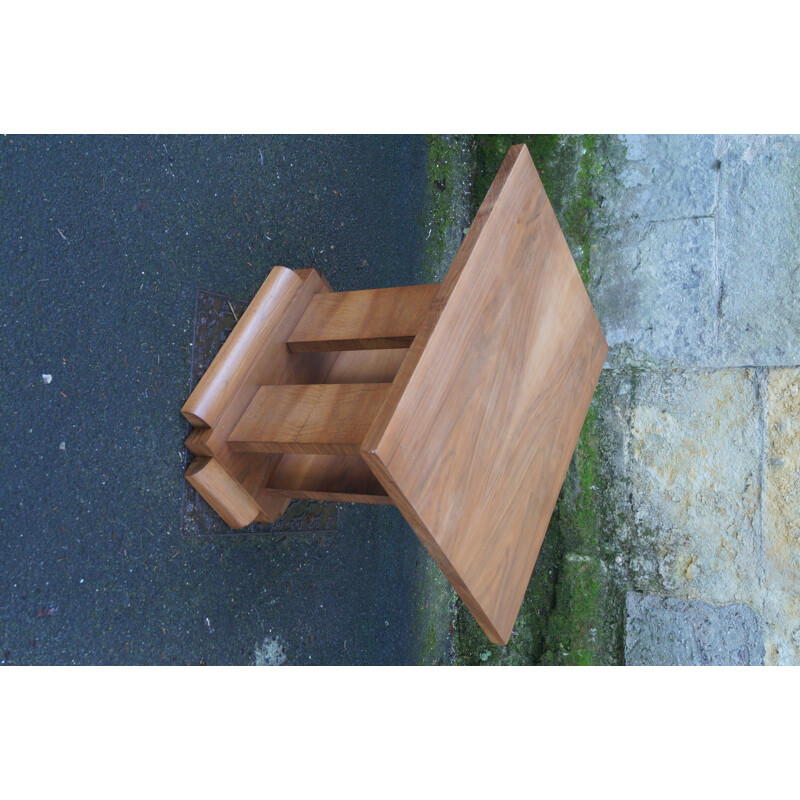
179 289 340 537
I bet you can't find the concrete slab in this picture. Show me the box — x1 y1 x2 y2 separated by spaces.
625 592 764 666
716 135 800 366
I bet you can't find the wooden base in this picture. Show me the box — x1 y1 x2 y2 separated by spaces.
181 144 608 645
182 268 427 523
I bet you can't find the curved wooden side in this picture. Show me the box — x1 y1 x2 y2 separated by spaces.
185 457 261 528
181 266 302 428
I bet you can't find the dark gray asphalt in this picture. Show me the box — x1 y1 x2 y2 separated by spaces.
0 134 432 665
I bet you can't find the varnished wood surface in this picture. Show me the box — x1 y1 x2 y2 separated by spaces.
264 454 391 504
362 144 608 644
197 270 339 459
181 267 301 428
181 145 607 646
185 427 213 457
182 267 339 522
286 284 437 351
255 347 407 505
229 383 391 456
323 348 408 384
185 457 261 528
183 267 406 522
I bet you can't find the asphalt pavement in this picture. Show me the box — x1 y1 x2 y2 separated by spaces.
0 134 433 665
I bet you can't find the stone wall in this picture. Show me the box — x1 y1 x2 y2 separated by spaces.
590 135 800 665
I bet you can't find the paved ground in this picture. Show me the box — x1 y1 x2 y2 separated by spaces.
0 135 444 665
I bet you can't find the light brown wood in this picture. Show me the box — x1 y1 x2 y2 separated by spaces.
264 454 391 504
286 284 437 352
181 267 302 428
197 270 340 458
361 144 608 644
183 269 410 523
293 267 333 291
323 348 408 384
181 143 608 646
182 267 340 521
229 383 391 456
239 346 407 507
185 427 213 457
185 457 261 528
243 346 407 507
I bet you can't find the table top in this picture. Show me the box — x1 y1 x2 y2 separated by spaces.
361 144 608 644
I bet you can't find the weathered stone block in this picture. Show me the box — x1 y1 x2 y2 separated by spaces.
625 592 764 666
763 368 800 664
592 217 716 366
597 134 717 224
624 369 761 605
716 135 800 365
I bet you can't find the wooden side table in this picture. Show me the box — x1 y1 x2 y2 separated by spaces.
182 144 608 644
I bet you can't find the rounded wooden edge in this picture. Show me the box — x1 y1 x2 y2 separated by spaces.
185 456 210 478
185 457 260 529
183 412 206 428
180 266 302 428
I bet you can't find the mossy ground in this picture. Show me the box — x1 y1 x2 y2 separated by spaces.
421 135 473 284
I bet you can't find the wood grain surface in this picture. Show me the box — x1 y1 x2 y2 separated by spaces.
182 267 339 522
182 144 606 647
183 269 411 523
185 457 262 528
362 144 608 644
323 347 408 384
264 454 391 504
229 383 391 456
287 283 437 351
181 267 301 428
252 347 408 505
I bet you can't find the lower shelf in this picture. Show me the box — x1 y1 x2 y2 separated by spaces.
264 454 392 505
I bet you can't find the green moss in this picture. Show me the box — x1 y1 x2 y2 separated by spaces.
422 135 470 283
542 556 603 665
472 134 563 206
564 134 603 285
408 545 458 665
538 370 629 665
564 401 603 556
